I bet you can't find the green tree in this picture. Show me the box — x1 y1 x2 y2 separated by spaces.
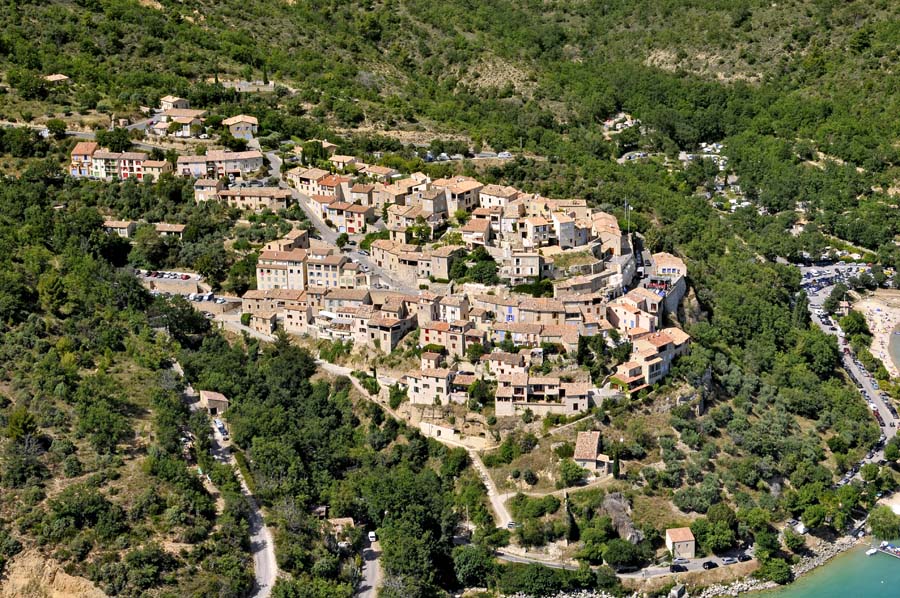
885 440 900 462
96 127 133 152
558 459 585 488
823 283 847 315
46 118 67 140
801 504 826 530
336 233 349 248
869 506 900 540
6 407 38 441
452 545 496 587
861 463 879 482
602 539 644 571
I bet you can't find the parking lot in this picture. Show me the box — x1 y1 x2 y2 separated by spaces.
801 262 896 486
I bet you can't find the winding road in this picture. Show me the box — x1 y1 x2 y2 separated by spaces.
176 362 279 598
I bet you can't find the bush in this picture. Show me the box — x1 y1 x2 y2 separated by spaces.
554 442 574 459
757 556 792 584
388 384 407 410
783 528 806 553
509 494 560 519
240 312 251 326
557 459 586 488
352 371 380 396
63 455 83 478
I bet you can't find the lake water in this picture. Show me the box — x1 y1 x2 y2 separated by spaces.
750 545 900 598
889 323 900 377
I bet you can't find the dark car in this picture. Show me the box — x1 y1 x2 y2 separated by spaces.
738 554 752 562
669 564 687 573
702 561 718 570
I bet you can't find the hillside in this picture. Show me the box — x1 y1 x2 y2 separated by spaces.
2 2 900 597
3 0 900 170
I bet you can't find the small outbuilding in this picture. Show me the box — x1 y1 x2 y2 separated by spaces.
199 390 230 415
665 527 696 559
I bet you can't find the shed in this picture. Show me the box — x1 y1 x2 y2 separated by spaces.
199 390 230 415
665 527 696 559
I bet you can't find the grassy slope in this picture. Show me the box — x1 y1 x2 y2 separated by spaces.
3 1 900 126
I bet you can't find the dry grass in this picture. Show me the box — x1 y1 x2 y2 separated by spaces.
631 493 694 532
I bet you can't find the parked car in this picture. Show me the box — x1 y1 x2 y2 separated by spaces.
673 558 689 565
738 554 752 562
368 531 377 542
358 250 369 256
721 557 737 565
669 564 687 573
498 151 513 159
181 274 190 280
702 561 718 570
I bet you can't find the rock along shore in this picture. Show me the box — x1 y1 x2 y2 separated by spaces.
505 535 861 598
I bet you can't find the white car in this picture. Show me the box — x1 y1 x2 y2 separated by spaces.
498 151 513 159
368 531 377 542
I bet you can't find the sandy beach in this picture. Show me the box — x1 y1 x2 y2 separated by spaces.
878 491 900 515
854 290 900 380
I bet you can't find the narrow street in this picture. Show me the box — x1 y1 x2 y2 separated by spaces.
264 150 419 294
209 425 278 598
178 362 279 598
357 539 382 598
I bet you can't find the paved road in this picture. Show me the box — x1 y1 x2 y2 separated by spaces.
357 540 382 598
801 263 896 474
178 362 279 598
264 151 418 294
314 359 511 530
497 547 753 578
208 424 278 597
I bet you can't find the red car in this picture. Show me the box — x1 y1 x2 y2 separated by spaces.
181 274 190 280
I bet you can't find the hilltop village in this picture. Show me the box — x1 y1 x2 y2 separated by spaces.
68 98 691 425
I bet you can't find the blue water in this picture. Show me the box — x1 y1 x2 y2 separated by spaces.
752 545 900 598
889 324 900 378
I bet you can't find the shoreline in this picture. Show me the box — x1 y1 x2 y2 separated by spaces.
697 535 862 598
502 535 865 598
855 291 900 380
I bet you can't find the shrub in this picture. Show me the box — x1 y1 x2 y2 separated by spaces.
388 384 407 409
557 459 586 488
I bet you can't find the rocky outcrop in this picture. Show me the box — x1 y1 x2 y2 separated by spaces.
0 549 105 598
602 492 644 544
791 535 856 577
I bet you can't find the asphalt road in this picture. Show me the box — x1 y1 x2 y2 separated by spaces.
178 362 279 598
801 264 896 469
209 421 278 597
357 540 382 598
264 151 418 294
